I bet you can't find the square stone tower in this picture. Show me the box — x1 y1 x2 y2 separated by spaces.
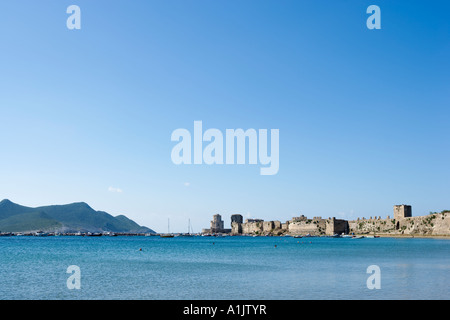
231 214 243 224
231 214 243 235
394 205 412 220
210 214 224 233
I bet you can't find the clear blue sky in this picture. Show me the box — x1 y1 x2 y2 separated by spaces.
0 1 449 233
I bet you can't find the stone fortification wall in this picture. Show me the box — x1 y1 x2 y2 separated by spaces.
288 220 323 235
233 220 285 235
218 209 450 237
325 218 349 235
242 221 263 234
349 212 450 236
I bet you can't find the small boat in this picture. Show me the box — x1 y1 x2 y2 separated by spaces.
160 218 174 238
352 235 365 239
86 232 102 237
180 219 194 237
331 234 341 238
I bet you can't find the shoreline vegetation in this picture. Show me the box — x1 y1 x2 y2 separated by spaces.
374 234 450 239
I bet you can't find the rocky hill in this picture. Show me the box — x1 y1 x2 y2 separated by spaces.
0 199 155 234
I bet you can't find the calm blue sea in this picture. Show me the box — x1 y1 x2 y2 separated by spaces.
0 236 448 300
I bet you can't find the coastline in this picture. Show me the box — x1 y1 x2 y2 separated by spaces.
357 233 450 240
2 232 450 240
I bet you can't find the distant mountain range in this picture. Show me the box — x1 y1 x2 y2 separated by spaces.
0 199 155 233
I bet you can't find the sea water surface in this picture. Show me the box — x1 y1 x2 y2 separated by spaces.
0 236 449 300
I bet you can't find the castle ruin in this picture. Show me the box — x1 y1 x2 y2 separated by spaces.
207 214 349 236
202 205 450 237
202 214 231 234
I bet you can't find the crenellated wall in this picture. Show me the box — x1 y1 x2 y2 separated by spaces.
348 212 450 236
288 220 322 235
212 209 450 236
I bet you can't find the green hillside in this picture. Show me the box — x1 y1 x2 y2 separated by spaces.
0 199 154 233
0 211 62 232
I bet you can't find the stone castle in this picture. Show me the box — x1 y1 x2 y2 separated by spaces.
202 205 450 237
